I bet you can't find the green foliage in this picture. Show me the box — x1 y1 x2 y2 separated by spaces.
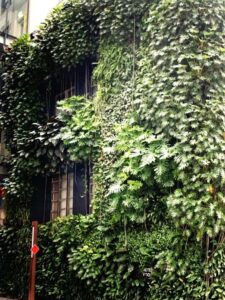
0 35 44 148
15 121 68 174
0 226 30 298
57 96 101 161
129 227 205 300
0 218 208 300
205 238 225 299
36 0 98 68
0 0 100 226
136 0 225 238
93 0 148 44
148 244 204 300
37 215 96 299
0 0 225 299
68 235 146 300
107 122 175 225
4 171 33 226
94 43 134 125
92 43 135 215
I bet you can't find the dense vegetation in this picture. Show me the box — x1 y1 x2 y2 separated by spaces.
0 0 225 299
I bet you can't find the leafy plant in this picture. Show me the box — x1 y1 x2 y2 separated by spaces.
36 0 98 68
15 121 68 174
136 0 225 239
57 96 101 161
36 215 97 299
107 122 176 225
0 0 225 299
0 226 30 298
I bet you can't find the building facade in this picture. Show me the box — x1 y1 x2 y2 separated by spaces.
0 0 28 45
31 62 95 223
0 0 77 226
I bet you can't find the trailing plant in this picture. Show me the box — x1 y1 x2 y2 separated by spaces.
15 121 68 175
36 0 98 68
68 233 146 300
107 121 176 226
93 0 148 44
94 43 134 127
0 0 225 299
0 35 45 148
128 227 205 300
36 215 97 299
134 0 225 294
137 0 225 238
0 226 30 298
4 171 33 226
92 43 136 216
57 96 101 162
0 216 207 300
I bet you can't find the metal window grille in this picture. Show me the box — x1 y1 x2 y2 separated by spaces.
0 208 5 225
51 171 74 219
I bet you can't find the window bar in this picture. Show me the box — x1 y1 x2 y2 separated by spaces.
73 163 77 214
85 61 88 97
74 66 77 95
43 175 47 222
50 179 53 220
46 81 51 119
89 159 93 213
66 164 69 215
58 167 61 217
84 161 88 214
70 68 73 96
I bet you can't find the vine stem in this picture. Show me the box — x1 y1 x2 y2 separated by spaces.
132 15 136 109
205 234 210 300
144 207 147 232
124 215 128 249
208 232 225 261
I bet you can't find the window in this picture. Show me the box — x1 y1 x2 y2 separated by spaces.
0 207 5 226
48 61 95 219
0 130 10 162
46 62 95 118
51 163 93 219
0 0 28 39
0 24 9 34
1 0 10 14
51 172 74 219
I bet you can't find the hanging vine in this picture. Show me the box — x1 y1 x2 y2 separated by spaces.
0 0 225 299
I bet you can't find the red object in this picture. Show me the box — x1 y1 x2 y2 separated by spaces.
28 221 38 300
31 244 39 255
0 186 5 198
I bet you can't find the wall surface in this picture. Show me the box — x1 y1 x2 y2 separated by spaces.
0 0 29 44
28 0 63 33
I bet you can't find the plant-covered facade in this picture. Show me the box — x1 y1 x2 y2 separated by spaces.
0 0 225 299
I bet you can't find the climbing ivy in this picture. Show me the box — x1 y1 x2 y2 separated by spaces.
136 0 225 240
0 35 45 148
14 121 68 174
57 96 101 161
36 0 98 68
3 171 32 226
135 0 225 297
92 43 136 216
107 122 175 226
0 0 225 299
93 0 148 44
